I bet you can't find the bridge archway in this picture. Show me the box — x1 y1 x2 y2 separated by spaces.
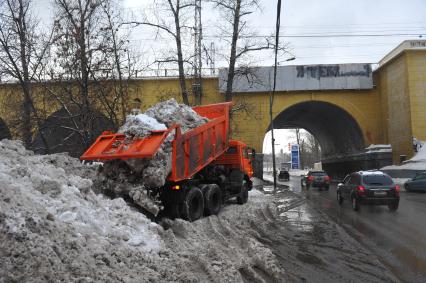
32 107 115 157
269 101 365 158
0 117 11 140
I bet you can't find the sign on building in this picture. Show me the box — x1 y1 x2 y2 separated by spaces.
219 63 373 92
291 144 300 170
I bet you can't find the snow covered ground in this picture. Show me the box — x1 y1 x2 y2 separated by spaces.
0 140 286 282
382 141 426 171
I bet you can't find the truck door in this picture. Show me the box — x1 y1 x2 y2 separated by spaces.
242 147 255 178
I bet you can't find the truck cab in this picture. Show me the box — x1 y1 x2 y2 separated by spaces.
214 140 255 189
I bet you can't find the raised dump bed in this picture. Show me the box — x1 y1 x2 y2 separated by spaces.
81 101 254 222
81 102 231 182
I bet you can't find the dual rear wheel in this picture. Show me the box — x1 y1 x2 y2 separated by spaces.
180 184 223 221
180 182 248 221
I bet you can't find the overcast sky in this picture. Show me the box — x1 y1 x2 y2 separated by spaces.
36 0 426 67
122 0 426 67
34 0 426 153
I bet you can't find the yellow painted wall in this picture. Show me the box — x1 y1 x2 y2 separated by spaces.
378 52 414 162
0 76 393 157
225 88 384 153
407 50 426 141
127 77 223 111
1 49 426 165
126 78 385 153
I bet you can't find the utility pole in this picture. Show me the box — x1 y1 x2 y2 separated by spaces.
193 0 203 104
270 0 283 193
210 42 215 75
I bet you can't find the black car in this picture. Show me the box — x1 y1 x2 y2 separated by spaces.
404 172 426 192
337 171 400 211
278 170 289 181
302 170 330 190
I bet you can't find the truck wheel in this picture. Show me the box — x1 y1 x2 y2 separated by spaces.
237 182 249 204
204 184 222 216
181 187 204 222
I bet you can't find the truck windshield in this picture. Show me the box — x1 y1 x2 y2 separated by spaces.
226 147 237 154
363 175 393 185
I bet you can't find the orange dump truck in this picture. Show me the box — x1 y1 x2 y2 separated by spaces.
80 102 255 221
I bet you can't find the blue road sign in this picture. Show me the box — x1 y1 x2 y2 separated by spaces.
291 144 300 169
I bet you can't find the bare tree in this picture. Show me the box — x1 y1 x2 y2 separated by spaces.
294 128 301 145
210 0 268 101
94 0 135 124
0 0 51 148
291 129 321 169
125 0 195 105
33 0 132 156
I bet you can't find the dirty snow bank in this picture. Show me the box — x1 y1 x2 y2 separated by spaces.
160 192 288 282
101 99 209 215
0 139 287 282
0 140 172 282
382 141 426 171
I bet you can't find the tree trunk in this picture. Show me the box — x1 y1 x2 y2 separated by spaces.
17 2 32 148
225 0 241 102
174 9 189 105
109 12 125 125
79 9 91 146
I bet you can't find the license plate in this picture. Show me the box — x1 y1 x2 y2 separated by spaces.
374 191 387 197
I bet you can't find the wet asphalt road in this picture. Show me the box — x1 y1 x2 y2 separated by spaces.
278 174 426 283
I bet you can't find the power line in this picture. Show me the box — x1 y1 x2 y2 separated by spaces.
204 33 424 39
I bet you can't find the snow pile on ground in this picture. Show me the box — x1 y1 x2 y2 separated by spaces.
101 99 209 215
0 139 288 282
410 140 426 162
0 139 170 281
382 141 426 171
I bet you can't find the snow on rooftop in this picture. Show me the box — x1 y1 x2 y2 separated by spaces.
358 170 385 175
365 144 392 154
366 144 391 150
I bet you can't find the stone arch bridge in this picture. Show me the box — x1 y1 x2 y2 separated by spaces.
0 41 424 178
